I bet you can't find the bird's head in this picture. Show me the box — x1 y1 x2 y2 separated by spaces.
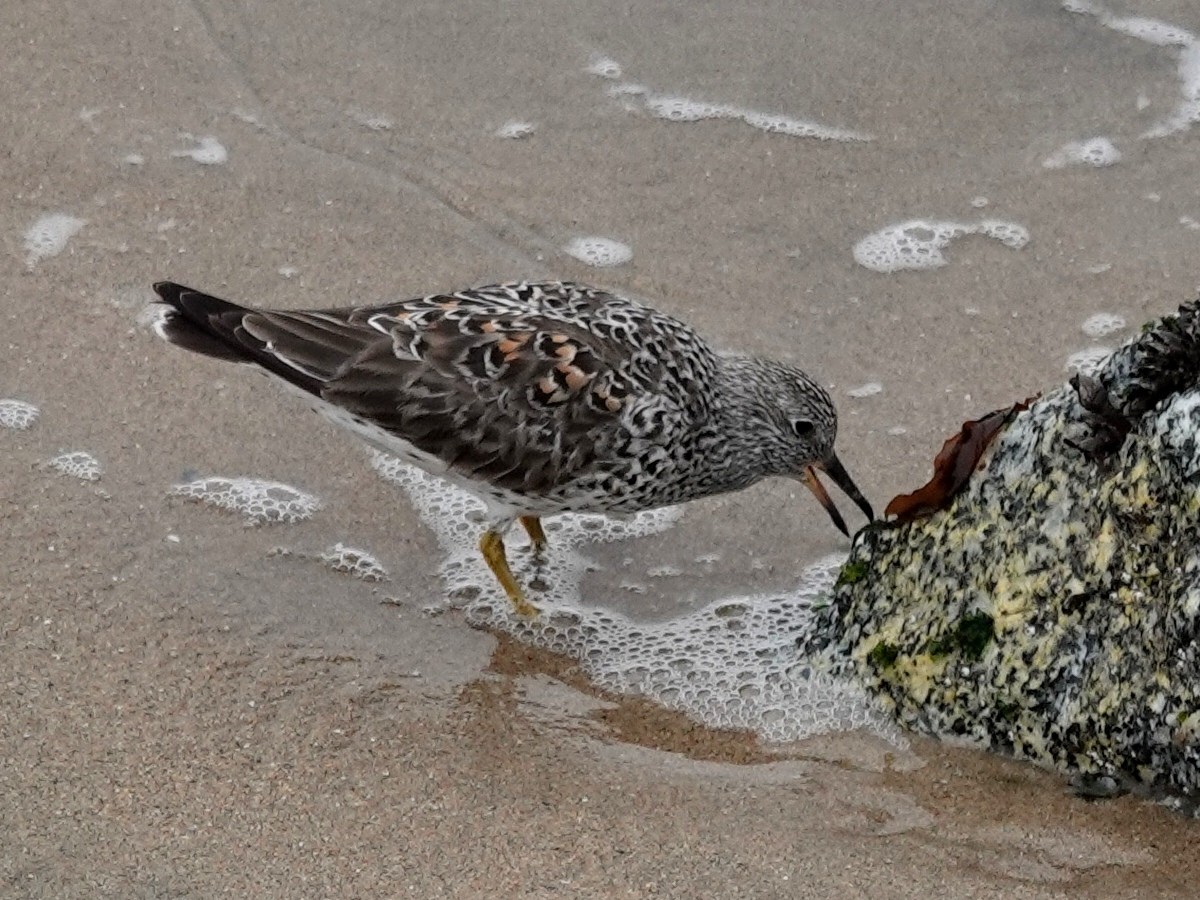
753 360 876 536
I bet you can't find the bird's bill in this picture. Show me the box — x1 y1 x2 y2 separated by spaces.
800 454 875 537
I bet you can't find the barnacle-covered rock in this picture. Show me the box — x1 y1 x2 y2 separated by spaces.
808 299 1200 804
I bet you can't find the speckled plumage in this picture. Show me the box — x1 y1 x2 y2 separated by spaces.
152 279 873 614
807 298 1200 809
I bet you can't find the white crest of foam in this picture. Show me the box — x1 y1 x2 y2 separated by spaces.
48 451 102 482
0 399 40 430
852 218 1029 273
1141 100 1200 139
585 56 623 80
1142 42 1200 137
1101 15 1196 47
169 476 321 524
1179 42 1200 100
1064 346 1113 374
1081 312 1126 338
123 152 145 166
590 53 869 142
564 236 632 267
1042 137 1121 168
641 93 871 141
171 136 228 165
495 120 536 139
24 213 85 267
606 82 647 98
369 453 902 744
847 382 883 398
321 543 389 581
348 109 394 131
1065 3 1200 139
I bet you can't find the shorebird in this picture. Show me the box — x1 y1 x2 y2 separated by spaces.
152 280 874 616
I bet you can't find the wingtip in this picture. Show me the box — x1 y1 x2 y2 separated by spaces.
152 281 189 304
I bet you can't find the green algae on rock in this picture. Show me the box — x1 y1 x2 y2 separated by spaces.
807 298 1200 805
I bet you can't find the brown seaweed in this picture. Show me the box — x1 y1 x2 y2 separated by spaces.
884 400 1032 523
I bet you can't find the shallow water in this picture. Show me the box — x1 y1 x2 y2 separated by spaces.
4 0 1200 893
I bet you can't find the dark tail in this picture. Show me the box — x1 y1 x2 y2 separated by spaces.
151 281 324 395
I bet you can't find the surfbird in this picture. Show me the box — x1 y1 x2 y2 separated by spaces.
152 280 874 616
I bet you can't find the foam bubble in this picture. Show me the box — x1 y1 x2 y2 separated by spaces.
1081 312 1125 337
606 82 647 98
1181 42 1200 101
643 95 731 122
1042 137 1121 168
592 54 867 141
348 110 394 131
847 382 883 398
970 196 989 208
640 93 870 141
24 213 85 267
495 120 536 139
1181 216 1200 231
564 236 632 267
1064 346 1112 374
368 453 901 744
48 451 102 482
1066 4 1200 139
321 543 388 581
171 136 228 165
278 265 299 278
169 476 321 524
1101 15 1196 47
0 399 39 430
586 56 623 80
887 426 909 436
123 152 145 166
852 219 1029 273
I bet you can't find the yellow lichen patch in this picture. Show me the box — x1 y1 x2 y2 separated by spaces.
895 653 949 705
1093 517 1117 572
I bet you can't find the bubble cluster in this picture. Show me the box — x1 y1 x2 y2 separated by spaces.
564 236 633 267
852 219 1029 273
585 56 623 80
847 382 883 398
348 109 394 131
639 94 871 141
1066 3 1200 139
586 53 870 142
24 213 85 267
171 136 228 165
321 543 389 581
48 451 102 482
0 399 39 430
1064 346 1113 375
1101 14 1195 47
1081 312 1126 337
1042 137 1121 168
169 475 321 524
495 120 536 139
369 452 901 744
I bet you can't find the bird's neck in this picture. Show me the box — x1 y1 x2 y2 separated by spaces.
689 356 784 491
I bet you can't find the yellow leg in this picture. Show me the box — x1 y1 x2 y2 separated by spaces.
519 515 548 554
479 529 539 618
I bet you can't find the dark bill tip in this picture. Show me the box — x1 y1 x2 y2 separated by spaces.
820 452 876 524
801 454 875 536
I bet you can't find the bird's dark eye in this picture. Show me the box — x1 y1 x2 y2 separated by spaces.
791 418 816 438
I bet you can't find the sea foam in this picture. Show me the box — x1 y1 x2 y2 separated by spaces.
370 453 901 744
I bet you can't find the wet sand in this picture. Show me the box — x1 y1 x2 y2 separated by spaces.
4 0 1200 895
